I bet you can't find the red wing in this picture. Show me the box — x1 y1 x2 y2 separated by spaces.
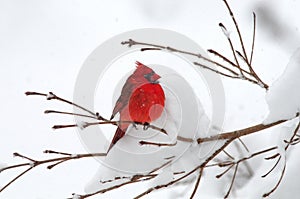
107 127 125 153
110 78 135 120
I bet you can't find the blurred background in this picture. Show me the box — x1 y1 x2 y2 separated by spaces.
0 0 299 198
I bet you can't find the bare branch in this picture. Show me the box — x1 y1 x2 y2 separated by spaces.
71 161 179 199
285 119 300 151
134 138 236 199
193 62 239 79
219 23 244 76
26 91 103 119
250 12 257 65
122 38 267 89
0 167 34 192
223 150 235 160
207 49 252 76
139 140 177 147
190 167 204 199
13 1 298 198
197 119 287 144
262 118 300 196
220 0 268 89
263 163 286 198
44 110 98 120
43 150 72 156
26 91 167 135
0 151 106 193
216 165 234 179
75 178 147 199
52 120 167 136
224 164 239 198
222 0 248 62
261 155 281 178
216 146 277 198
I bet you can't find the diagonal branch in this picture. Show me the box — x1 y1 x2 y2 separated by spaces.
0 151 106 193
222 0 249 62
250 12 257 65
190 167 204 198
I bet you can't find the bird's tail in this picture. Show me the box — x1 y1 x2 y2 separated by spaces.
107 127 126 153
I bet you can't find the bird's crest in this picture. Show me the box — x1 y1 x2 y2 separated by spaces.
135 61 147 68
135 61 153 73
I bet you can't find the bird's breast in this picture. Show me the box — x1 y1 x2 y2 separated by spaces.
128 83 165 123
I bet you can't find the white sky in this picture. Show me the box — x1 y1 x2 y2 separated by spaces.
0 0 300 198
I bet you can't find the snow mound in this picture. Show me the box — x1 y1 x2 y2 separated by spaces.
264 48 300 124
0 162 7 172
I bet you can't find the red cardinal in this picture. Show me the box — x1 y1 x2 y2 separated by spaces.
108 61 165 152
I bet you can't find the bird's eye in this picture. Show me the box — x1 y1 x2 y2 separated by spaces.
146 71 154 77
144 71 156 82
144 73 152 79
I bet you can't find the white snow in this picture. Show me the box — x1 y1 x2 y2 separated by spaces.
28 161 35 168
0 162 7 172
72 194 81 199
77 121 88 130
85 66 214 194
71 154 78 158
264 48 300 124
151 167 174 186
46 92 55 100
2 0 299 198
220 25 231 39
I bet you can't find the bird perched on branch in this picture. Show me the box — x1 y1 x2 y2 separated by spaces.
108 61 165 152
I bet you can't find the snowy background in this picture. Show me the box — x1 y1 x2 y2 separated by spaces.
1 0 300 198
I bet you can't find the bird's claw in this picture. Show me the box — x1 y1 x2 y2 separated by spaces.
132 122 138 130
143 122 150 130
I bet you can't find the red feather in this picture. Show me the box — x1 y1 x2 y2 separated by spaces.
107 62 165 152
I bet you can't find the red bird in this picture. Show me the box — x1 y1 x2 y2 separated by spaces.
108 61 165 152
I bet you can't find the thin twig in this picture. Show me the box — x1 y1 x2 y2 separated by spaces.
223 150 235 160
139 141 177 147
222 0 248 62
263 163 286 198
52 120 167 135
193 62 239 78
261 155 281 178
73 161 177 199
219 23 244 77
134 138 235 199
190 167 204 199
217 146 277 198
221 0 268 89
262 118 300 196
122 39 205 59
250 12 256 65
77 178 147 199
216 165 234 178
43 150 72 156
207 49 252 76
44 110 98 120
25 91 101 118
149 160 172 174
237 138 250 153
224 164 239 198
285 119 300 151
26 91 167 135
122 39 266 88
0 151 106 192
0 167 34 192
13 152 36 162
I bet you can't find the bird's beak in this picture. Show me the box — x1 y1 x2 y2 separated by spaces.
150 73 161 83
